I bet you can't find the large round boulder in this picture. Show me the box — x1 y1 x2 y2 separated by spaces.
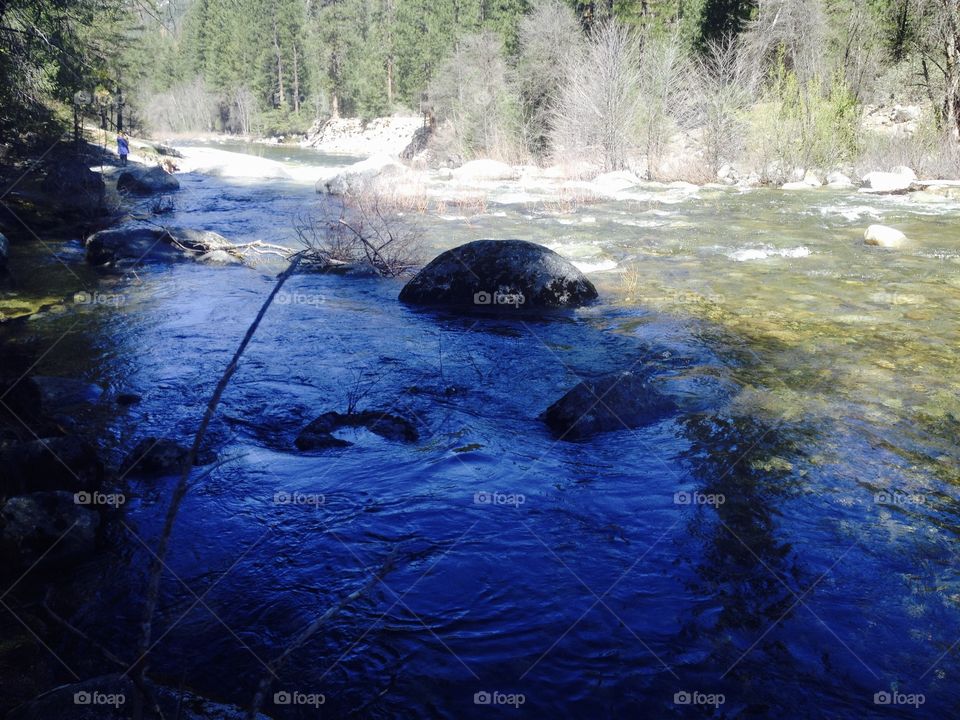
117 165 180 195
399 239 598 310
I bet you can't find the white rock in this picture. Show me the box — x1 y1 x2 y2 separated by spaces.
861 171 914 193
864 224 907 248
591 170 643 193
782 181 816 190
321 154 405 195
893 106 920 123
890 165 917 181
826 171 854 188
451 159 517 182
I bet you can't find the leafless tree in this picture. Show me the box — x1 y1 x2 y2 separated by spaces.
694 35 757 174
743 0 828 82
915 0 960 139
516 0 584 157
550 21 644 172
428 31 523 162
638 31 695 179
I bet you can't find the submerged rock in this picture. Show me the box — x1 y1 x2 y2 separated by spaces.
399 239 598 310
6 674 269 720
864 224 907 248
120 437 192 476
542 371 675 440
0 491 99 569
116 165 180 195
296 410 419 450
0 232 8 267
0 437 104 497
31 375 103 413
85 224 233 265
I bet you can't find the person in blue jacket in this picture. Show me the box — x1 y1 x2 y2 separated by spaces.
116 131 129 166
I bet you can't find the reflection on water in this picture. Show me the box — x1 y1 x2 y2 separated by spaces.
1 143 960 717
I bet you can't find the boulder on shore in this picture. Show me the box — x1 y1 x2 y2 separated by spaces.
0 491 99 569
860 169 916 194
117 165 180 195
40 157 106 216
399 239 598 311
542 371 676 440
452 159 517 182
0 436 104 497
296 410 419 450
864 224 907 248
320 154 405 195
826 171 854 189
85 225 233 265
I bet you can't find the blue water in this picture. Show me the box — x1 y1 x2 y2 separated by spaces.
6 143 960 718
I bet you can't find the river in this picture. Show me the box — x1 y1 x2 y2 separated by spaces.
2 140 959 718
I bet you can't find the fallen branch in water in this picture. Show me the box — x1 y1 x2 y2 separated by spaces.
132 252 304 720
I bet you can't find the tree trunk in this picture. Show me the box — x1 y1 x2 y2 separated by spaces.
293 44 300 114
274 24 285 109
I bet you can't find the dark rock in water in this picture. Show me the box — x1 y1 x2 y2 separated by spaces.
121 437 192 477
6 674 269 719
116 392 141 406
85 224 232 265
153 143 183 158
0 492 99 569
30 375 103 414
0 232 8 268
0 437 104 497
39 157 106 216
296 411 419 450
542 371 675 440
399 239 598 310
116 165 179 195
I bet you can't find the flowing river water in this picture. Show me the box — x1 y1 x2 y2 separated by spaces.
2 140 960 718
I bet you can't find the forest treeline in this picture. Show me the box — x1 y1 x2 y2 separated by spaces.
2 0 959 177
